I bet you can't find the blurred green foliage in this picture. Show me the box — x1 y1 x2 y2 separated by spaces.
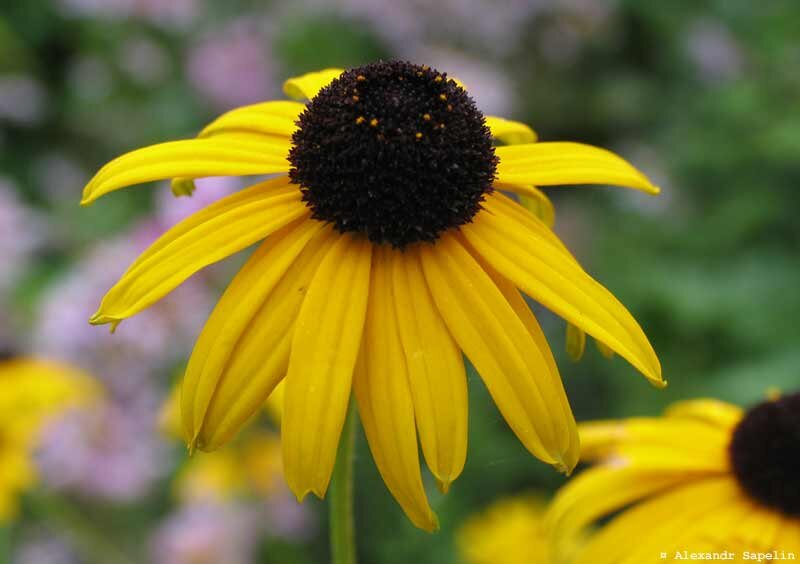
1 1 798 563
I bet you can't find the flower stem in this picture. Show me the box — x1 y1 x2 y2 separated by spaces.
329 399 357 564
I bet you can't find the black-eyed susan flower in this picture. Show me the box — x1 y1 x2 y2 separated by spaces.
82 61 662 531
548 394 800 563
0 355 96 521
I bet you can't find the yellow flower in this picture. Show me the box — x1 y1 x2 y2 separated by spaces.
82 62 662 531
458 495 553 564
0 357 96 522
548 394 800 563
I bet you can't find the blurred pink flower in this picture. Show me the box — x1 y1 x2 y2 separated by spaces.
12 530 79 564
407 47 515 116
686 19 745 83
57 0 198 29
33 153 88 205
0 178 44 297
36 402 171 501
118 37 171 87
0 75 47 126
263 494 318 541
151 502 260 564
186 21 278 110
34 219 215 397
67 56 113 103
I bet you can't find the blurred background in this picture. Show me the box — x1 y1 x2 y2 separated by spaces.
1 0 798 562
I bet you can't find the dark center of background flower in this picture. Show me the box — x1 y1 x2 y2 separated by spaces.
289 61 498 248
0 343 17 362
729 391 800 516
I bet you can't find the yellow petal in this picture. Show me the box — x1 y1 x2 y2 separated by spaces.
483 192 571 257
82 137 291 205
730 501 783 549
485 116 537 144
354 246 438 532
613 443 729 472
283 68 344 100
392 247 468 489
547 466 689 555
462 202 663 386
578 418 730 463
594 338 616 359
180 218 326 449
199 228 332 449
664 398 743 430
282 233 372 500
464 239 580 470
419 233 576 471
494 182 556 228
566 324 587 361
90 178 306 326
496 142 660 195
611 478 742 564
574 478 738 564
775 520 800 554
199 101 304 139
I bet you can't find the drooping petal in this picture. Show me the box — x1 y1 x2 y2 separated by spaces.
81 138 291 204
283 68 344 100
485 116 537 144
198 101 304 140
462 236 580 468
496 142 660 195
180 219 327 450
199 229 333 450
282 233 372 500
354 246 438 531
90 178 306 327
392 247 468 490
462 202 663 386
419 233 577 472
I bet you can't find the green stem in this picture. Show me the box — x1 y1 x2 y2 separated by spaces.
0 526 10 564
329 400 357 564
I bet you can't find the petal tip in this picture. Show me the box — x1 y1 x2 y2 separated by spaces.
553 455 578 477
292 486 326 503
80 191 96 206
435 478 451 495
89 311 123 334
421 512 441 534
